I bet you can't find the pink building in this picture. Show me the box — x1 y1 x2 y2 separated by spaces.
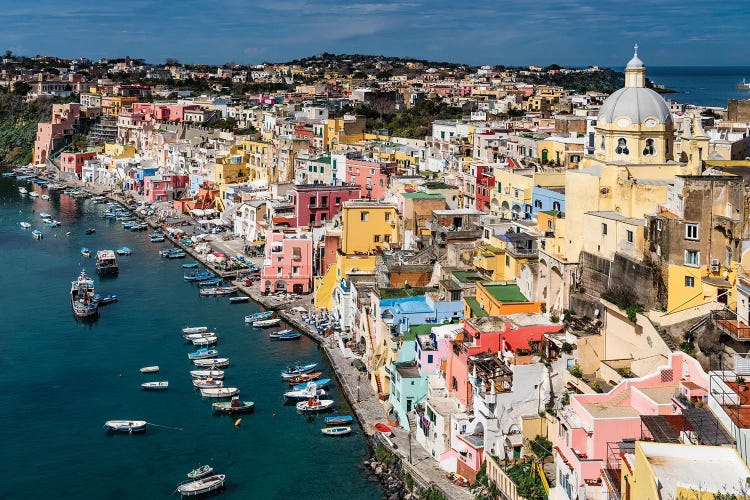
290 184 361 228
59 151 97 178
143 174 189 202
131 102 198 122
34 103 81 164
345 158 395 200
261 230 313 294
555 352 709 500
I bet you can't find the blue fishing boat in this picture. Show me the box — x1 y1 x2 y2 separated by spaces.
270 332 301 341
149 235 165 242
188 348 219 360
325 415 353 426
294 378 331 391
244 311 274 323
198 277 223 286
81 247 91 258
184 271 214 281
167 250 186 259
321 426 351 436
32 229 43 239
182 263 199 269
93 294 118 305
116 246 132 256
281 363 317 379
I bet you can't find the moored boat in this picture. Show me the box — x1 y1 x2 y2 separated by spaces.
244 311 274 323
270 332 301 340
140 366 160 373
284 386 327 400
296 396 334 412
182 263 199 269
81 247 91 258
32 229 43 239
184 332 218 341
321 426 351 436
293 378 330 391
200 387 239 398
193 358 229 368
192 336 218 347
141 381 169 391
253 318 280 327
325 415 353 426
176 474 226 497
187 465 214 480
212 398 255 414
94 294 118 305
287 371 323 385
85 228 96 234
116 246 132 256
199 286 237 296
18 187 27 194
19 221 31 228
187 348 218 360
229 296 250 304
70 270 98 319
192 378 223 389
281 363 318 379
28 191 39 198
95 250 119 276
197 277 223 287
104 420 147 433
182 326 208 334
190 369 224 380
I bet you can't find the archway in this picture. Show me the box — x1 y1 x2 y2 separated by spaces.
292 283 304 294
274 280 287 292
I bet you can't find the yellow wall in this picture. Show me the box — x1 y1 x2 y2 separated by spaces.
475 282 542 316
492 169 533 216
341 204 399 254
537 139 583 167
104 143 135 159
666 263 737 314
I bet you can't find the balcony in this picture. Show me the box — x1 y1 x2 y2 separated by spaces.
504 241 538 257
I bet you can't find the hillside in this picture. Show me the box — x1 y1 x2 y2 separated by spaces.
0 92 52 165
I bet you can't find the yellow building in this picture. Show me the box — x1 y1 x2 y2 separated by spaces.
491 168 533 218
240 139 273 184
104 143 136 159
213 145 250 186
474 228 537 282
101 96 138 116
537 135 585 168
620 442 750 500
325 115 366 149
470 282 542 317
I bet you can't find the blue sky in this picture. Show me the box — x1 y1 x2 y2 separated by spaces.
1 0 748 66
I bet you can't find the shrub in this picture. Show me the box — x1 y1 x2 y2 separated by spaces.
570 364 583 378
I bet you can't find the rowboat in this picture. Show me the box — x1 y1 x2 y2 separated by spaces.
192 336 218 347
375 423 393 435
184 271 214 281
325 415 353 426
32 230 43 239
81 247 91 258
212 398 255 414
321 426 351 436
197 278 223 286
29 191 39 198
190 370 224 380
188 348 218 360
244 311 274 323
140 366 160 373
182 263 199 269
200 387 239 398
149 235 165 242
229 296 250 304
281 363 317 379
39 212 51 219
187 465 214 480
104 420 147 433
19 222 31 228
141 381 169 391
199 287 237 296
176 474 226 497
284 387 327 400
184 332 218 341
287 371 323 385
85 228 95 234
18 187 28 194
192 378 223 389
193 358 229 368
182 326 208 334
293 378 330 391
253 318 281 327
270 332 301 340
296 397 334 412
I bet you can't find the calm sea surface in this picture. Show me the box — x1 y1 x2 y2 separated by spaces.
628 66 750 108
0 177 381 499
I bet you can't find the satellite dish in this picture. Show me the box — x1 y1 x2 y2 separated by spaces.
594 309 600 317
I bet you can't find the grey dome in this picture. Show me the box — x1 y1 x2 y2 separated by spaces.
598 87 672 125
626 54 644 69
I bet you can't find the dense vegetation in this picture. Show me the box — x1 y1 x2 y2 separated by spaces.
0 91 52 165
341 98 466 139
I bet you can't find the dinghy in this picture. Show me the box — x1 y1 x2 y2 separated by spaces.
321 426 351 436
141 381 169 391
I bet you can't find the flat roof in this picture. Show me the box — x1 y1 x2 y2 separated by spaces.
465 296 489 317
401 192 445 199
585 211 644 226
433 209 483 216
482 283 529 303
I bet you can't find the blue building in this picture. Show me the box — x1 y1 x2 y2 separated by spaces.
531 186 565 216
379 293 463 336
387 340 429 430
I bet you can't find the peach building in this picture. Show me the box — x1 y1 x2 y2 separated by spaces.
33 103 81 164
261 230 314 294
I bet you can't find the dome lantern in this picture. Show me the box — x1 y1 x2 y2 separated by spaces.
625 44 646 88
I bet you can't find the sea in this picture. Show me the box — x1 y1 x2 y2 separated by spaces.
0 177 382 499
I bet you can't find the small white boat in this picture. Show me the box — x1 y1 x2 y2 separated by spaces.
32 230 43 239
193 358 229 368
284 387 327 400
176 474 226 497
19 222 31 229
187 465 214 480
193 378 223 389
190 370 224 380
104 420 147 433
200 387 239 398
183 332 217 341
192 336 218 347
39 212 51 219
253 318 281 327
18 187 28 194
41 194 50 201
182 326 208 334
296 397 334 412
140 366 160 373
321 426 351 436
29 191 39 198
141 381 169 391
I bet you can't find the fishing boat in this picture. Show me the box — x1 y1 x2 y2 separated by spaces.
197 277 223 286
182 263 199 269
212 398 255 414
192 336 218 347
176 474 226 497
193 358 229 368
184 332 218 341
182 326 208 334
32 229 43 239
149 235 165 242
186 465 214 480
47 219 61 227
253 318 281 327
270 331 301 340
85 228 96 235
95 250 119 276
192 378 223 389
296 396 334 412
94 294 118 305
293 378 330 391
284 385 327 401
200 387 239 398
39 212 51 219
184 271 214 282
116 246 132 256
18 187 27 194
738 78 750 90
325 415 353 426
70 270 98 319
81 247 91 258
321 426 351 436
190 370 224 380
287 372 323 385
29 191 40 198
187 348 218 360
374 423 393 435
140 366 160 373
19 222 31 228
199 287 237 296
141 381 169 391
281 363 318 379
244 311 274 323
229 296 249 304
167 250 187 259
104 420 147 433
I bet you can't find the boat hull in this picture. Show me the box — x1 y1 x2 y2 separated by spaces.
212 401 255 414
321 426 351 436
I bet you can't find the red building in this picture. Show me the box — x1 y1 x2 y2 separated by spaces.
144 174 189 202
60 151 98 178
475 165 495 211
290 183 361 228
345 158 395 200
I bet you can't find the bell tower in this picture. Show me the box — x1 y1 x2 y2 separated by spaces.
625 44 646 88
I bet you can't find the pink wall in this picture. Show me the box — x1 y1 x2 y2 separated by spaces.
260 232 313 293
60 151 97 177
345 159 391 200
291 185 361 228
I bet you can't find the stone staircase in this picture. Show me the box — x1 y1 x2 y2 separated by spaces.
407 411 417 432
374 373 383 394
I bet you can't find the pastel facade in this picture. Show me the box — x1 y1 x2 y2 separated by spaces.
261 230 314 294
60 151 97 178
34 103 81 164
290 183 361 228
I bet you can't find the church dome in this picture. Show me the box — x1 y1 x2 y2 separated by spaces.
598 86 672 125
625 54 644 69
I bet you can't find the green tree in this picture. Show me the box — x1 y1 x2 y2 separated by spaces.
12 81 31 96
530 435 553 461
69 134 87 152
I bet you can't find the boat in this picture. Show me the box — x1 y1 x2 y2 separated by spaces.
293 378 330 391
116 246 132 256
182 326 208 334
200 387 239 398
41 194 50 201
197 277 223 286
229 296 250 304
39 212 51 219
281 363 318 379
253 318 281 327
321 426 351 436
187 348 218 360
192 336 218 347
70 270 98 319
193 378 223 389
184 332 218 341
182 263 199 269
187 465 214 480
94 294 118 305
296 396 334 412
176 474 226 497
184 271 214 282
29 191 39 198
47 219 61 227
19 222 31 229
140 366 160 373
738 78 750 90
284 386 327 401
149 235 165 242
104 420 147 433
141 381 169 391
244 311 274 322
270 331 301 341
212 398 255 414
375 423 393 435
199 287 237 296
193 358 229 368
95 250 119 276
85 228 96 235
190 370 224 380
18 187 27 194
81 247 91 258
325 415 353 426
32 230 43 239
167 250 187 259
287 372 323 385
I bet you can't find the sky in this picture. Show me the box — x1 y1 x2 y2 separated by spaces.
1 0 749 67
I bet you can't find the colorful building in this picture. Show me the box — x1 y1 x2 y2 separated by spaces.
260 230 314 294
60 151 98 178
469 282 541 318
345 158 395 200
290 183 361 228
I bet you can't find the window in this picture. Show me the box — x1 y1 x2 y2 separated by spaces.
374 235 381 243
427 354 433 363
685 249 700 267
685 223 698 240
552 201 561 211
384 234 391 243
384 212 390 222
320 196 328 207
616 138 629 155
497 182 502 193
292 247 301 260
505 255 510 267
360 211 368 221
547 220 553 229
600 135 605 151
292 266 300 276
626 230 633 243
534 200 543 209
656 219 663 231
685 276 695 288
602 223 608 235
643 138 656 156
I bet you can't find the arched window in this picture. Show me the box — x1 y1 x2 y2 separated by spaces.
553 201 561 211
616 138 629 155
534 199 543 209
600 135 605 151
643 138 656 156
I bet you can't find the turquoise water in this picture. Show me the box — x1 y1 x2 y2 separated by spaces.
0 178 381 499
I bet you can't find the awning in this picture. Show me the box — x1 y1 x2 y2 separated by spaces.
190 208 205 217
203 208 217 215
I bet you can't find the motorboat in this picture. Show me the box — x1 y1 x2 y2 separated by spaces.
94 294 118 305
182 326 208 334
85 228 96 234
270 331 301 340
184 332 218 341
41 194 50 201
32 230 43 239
184 271 214 282
116 246 132 256
19 222 31 228
46 219 61 227
212 398 255 414
193 358 229 368
190 370 224 380
199 287 237 296
197 277 223 287
296 396 334 412
192 336 218 347
141 381 169 391
18 187 28 194
293 378 330 391
229 296 250 304
70 270 98 319
284 385 327 401
325 415 353 426
104 420 147 433
95 250 119 276
244 311 274 323
321 426 351 436
187 348 218 360
281 363 317 379
192 378 223 389
39 212 51 219
140 366 160 373
29 191 39 198
176 475 226 497
186 465 214 480
149 235 165 242
200 387 239 398
182 263 199 269
253 318 280 327
287 372 323 385
81 247 91 258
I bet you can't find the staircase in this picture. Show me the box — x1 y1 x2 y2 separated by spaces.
407 411 417 432
656 326 677 351
374 373 383 394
